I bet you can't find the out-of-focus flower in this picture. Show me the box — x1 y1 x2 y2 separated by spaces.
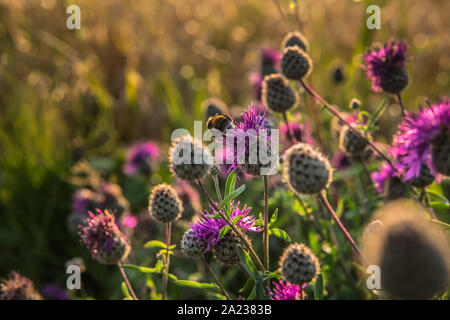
174 179 201 220
361 200 449 299
79 209 130 265
97 182 130 215
362 39 408 94
0 271 42 300
41 284 68 300
268 280 306 300
332 151 351 170
370 163 409 200
250 48 281 101
390 98 450 179
72 188 100 214
279 117 314 149
191 201 261 251
124 142 160 176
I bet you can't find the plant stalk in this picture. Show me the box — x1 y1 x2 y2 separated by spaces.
317 192 369 266
118 262 138 300
162 221 172 300
263 175 270 270
201 256 232 300
195 180 266 271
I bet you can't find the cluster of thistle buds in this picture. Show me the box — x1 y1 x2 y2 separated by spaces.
72 25 449 302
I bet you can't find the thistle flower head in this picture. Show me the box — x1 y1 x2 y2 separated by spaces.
390 98 450 178
281 31 309 52
268 280 305 300
190 201 261 251
281 46 312 80
362 39 408 93
212 232 242 266
79 209 130 265
262 74 298 113
261 48 281 76
169 135 213 181
362 200 449 299
181 229 208 258
0 271 42 300
72 188 100 214
225 105 275 176
279 243 320 285
124 142 159 176
283 143 333 194
149 183 183 223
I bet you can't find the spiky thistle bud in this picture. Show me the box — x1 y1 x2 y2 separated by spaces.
281 31 309 52
212 233 242 266
349 98 361 110
262 74 298 113
181 229 207 258
208 163 221 176
380 66 409 94
169 135 213 181
283 143 333 194
0 271 42 300
279 243 320 285
339 126 368 156
362 200 449 299
281 46 312 80
409 164 434 188
79 209 131 265
149 183 183 223
431 127 450 176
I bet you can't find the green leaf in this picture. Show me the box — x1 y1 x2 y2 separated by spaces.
254 277 266 300
368 99 387 129
236 245 258 277
232 215 244 224
205 213 223 219
269 208 279 225
217 184 246 214
314 273 323 300
121 282 132 300
174 280 218 290
225 171 237 198
308 230 319 254
269 228 291 242
122 264 158 273
263 270 281 280
239 277 254 294
219 225 230 239
144 240 168 249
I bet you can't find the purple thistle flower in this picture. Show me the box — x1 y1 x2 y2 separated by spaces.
41 284 68 300
0 271 42 300
250 48 281 101
370 162 400 193
332 151 351 170
362 39 407 93
267 280 306 300
72 188 99 214
390 98 449 180
224 105 271 176
124 142 160 176
190 201 261 251
279 117 315 148
79 209 130 265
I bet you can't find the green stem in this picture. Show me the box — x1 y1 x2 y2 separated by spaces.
396 93 406 117
195 180 266 272
162 222 172 300
201 256 232 300
299 79 397 172
317 192 369 266
212 175 223 203
263 175 270 270
118 262 138 300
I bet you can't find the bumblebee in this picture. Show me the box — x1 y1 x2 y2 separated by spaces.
206 114 235 133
